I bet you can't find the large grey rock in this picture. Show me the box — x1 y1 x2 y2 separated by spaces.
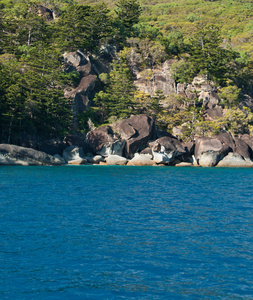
127 153 156 166
100 140 125 157
140 147 153 156
241 134 253 152
152 152 173 164
182 141 195 156
217 132 236 152
91 155 104 164
65 74 97 115
217 133 252 160
198 152 222 167
38 5 54 20
62 145 85 163
86 126 125 157
194 137 230 167
116 115 155 158
217 153 253 167
234 138 252 160
63 51 92 75
152 136 186 164
195 137 223 158
0 144 63 165
105 155 127 165
53 154 66 164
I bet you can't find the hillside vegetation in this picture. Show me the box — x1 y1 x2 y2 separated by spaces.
77 0 253 57
1 0 253 146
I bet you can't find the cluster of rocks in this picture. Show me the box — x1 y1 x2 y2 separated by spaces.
62 52 228 132
63 50 110 130
1 114 253 167
134 61 252 122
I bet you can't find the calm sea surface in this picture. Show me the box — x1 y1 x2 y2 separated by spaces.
0 166 253 299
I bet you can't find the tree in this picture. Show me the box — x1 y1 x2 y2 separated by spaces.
222 107 253 135
2 1 50 55
115 0 142 43
138 38 166 68
0 61 26 143
54 3 112 53
161 30 185 57
188 25 238 85
218 85 241 108
170 59 195 83
0 43 72 144
95 58 136 121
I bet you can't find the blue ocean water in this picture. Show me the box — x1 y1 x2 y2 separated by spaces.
0 166 253 299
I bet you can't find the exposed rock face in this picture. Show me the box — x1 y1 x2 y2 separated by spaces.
185 85 197 100
90 155 104 164
182 141 195 156
195 137 224 158
176 83 186 99
194 137 230 167
116 115 155 158
200 91 219 109
176 83 197 99
204 106 223 121
62 145 86 163
238 94 253 111
198 152 222 167
0 144 63 165
91 56 111 75
127 153 156 166
140 147 153 156
106 155 128 165
65 74 97 116
217 153 253 167
63 51 98 131
152 136 186 164
53 154 65 164
234 138 252 159
192 75 208 86
217 132 236 152
37 5 54 20
63 51 92 75
86 126 125 157
241 134 253 152
134 61 176 97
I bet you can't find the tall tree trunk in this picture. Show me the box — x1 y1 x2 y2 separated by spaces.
27 28 31 46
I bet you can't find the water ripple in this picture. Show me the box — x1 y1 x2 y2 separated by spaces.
0 166 253 299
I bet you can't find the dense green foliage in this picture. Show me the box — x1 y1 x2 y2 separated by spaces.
94 58 136 120
1 0 253 144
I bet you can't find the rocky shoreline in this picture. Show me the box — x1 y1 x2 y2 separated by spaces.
1 114 253 167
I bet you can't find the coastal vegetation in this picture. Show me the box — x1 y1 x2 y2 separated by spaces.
0 0 253 146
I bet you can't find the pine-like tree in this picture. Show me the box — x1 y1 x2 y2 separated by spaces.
188 25 238 85
95 58 136 121
54 3 112 53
